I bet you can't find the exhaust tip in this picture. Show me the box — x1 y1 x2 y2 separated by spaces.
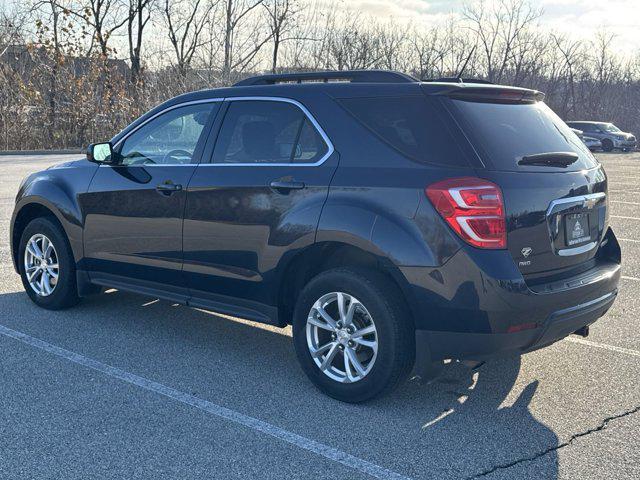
573 326 590 338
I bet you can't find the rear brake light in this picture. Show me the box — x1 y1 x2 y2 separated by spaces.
426 177 506 249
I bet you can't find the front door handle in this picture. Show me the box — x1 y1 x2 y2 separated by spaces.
269 180 305 191
156 181 182 195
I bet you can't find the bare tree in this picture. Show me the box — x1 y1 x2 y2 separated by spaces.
127 0 152 83
463 0 542 83
30 1 66 143
438 16 477 77
409 25 445 79
262 0 298 73
376 21 409 72
326 14 382 70
63 0 128 57
3 1 640 151
588 31 621 118
551 34 582 117
1 3 26 55
219 0 269 81
163 0 216 76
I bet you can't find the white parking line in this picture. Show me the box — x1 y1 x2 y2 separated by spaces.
611 215 640 221
566 337 640 358
622 276 640 282
0 324 409 480
619 237 640 243
611 201 640 206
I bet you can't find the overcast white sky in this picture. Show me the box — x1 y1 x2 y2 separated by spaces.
325 0 640 54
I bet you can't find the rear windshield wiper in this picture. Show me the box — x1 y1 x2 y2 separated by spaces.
517 152 579 168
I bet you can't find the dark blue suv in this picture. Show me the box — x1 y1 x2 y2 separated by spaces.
10 70 621 402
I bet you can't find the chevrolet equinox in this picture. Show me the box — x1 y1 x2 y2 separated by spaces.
10 70 621 402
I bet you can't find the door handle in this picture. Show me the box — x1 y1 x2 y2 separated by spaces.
269 180 305 191
156 181 182 195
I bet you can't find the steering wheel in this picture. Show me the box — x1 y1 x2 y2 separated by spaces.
162 149 192 164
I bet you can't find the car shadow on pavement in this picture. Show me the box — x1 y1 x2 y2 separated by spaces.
0 289 560 479
414 362 559 478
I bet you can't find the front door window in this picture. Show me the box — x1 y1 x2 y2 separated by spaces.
119 103 217 166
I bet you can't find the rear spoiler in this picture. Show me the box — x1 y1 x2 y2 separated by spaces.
445 87 545 104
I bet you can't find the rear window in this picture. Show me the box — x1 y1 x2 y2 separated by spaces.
338 96 469 167
450 99 598 171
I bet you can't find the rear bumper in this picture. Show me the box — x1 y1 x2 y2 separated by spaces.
402 228 621 371
416 289 616 364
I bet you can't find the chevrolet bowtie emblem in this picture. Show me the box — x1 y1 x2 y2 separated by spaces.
583 197 599 209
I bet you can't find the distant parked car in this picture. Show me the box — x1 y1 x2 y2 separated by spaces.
569 127 600 152
570 127 584 140
566 121 636 152
583 136 602 152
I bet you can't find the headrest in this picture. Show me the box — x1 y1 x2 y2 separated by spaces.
242 121 275 158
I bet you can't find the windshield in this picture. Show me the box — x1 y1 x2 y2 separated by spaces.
601 123 621 133
449 99 599 172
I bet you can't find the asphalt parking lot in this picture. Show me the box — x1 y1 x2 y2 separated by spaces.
0 153 639 479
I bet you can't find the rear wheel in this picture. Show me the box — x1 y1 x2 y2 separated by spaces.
18 217 79 310
292 268 414 402
601 138 614 152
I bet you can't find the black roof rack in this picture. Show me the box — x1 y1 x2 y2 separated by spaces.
234 70 418 86
422 77 494 84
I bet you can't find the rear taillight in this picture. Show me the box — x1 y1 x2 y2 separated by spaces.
426 177 506 249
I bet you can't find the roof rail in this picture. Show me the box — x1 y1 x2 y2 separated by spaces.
234 70 418 86
422 77 494 85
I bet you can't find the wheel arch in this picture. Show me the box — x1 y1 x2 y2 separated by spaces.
11 198 75 273
276 241 418 329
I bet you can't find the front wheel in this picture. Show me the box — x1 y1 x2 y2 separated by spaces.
292 268 414 403
601 138 614 152
18 217 80 310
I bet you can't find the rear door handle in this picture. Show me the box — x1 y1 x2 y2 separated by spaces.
156 181 182 195
269 180 305 191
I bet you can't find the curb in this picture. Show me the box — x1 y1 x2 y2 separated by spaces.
0 149 83 155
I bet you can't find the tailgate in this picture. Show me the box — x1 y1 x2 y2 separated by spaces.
441 86 607 276
480 168 608 275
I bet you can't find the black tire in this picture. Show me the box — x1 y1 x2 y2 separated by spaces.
292 267 414 403
602 138 614 152
18 217 80 310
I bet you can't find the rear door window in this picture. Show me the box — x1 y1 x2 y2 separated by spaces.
337 96 470 167
292 118 328 164
572 123 594 133
449 99 598 172
213 100 328 164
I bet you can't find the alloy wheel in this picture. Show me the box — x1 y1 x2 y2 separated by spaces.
24 233 59 297
306 292 378 383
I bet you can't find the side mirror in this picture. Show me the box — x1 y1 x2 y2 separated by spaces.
87 142 116 164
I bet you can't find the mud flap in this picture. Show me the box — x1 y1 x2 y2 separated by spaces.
414 330 444 383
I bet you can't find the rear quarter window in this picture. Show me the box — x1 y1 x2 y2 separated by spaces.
337 96 470 167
